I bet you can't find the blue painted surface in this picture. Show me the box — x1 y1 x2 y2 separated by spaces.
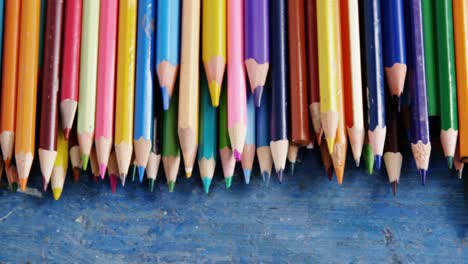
0 144 467 262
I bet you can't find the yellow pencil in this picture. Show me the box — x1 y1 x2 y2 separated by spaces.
51 128 68 200
202 0 226 107
178 0 200 178
115 0 137 184
317 0 340 153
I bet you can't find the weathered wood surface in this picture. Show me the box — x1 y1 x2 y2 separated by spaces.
0 147 467 263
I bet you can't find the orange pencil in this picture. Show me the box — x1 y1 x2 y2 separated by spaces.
0 0 21 168
15 0 41 191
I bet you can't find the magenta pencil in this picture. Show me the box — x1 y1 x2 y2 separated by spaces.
227 0 247 161
95 0 118 178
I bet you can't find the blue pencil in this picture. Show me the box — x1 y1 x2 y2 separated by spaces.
156 0 180 110
198 71 218 194
134 0 156 182
381 0 407 101
364 0 386 170
256 87 272 183
241 89 256 184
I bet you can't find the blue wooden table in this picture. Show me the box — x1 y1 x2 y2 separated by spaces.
0 145 467 263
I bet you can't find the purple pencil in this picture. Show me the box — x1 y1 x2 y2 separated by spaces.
244 0 269 107
405 0 431 185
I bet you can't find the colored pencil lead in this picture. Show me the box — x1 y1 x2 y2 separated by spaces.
149 179 155 192
138 166 145 183
81 154 89 171
420 169 427 186
277 169 284 183
225 176 232 189
168 181 175 192
375 155 382 171
391 181 397 196
363 143 374 175
447 157 453 170
202 177 212 194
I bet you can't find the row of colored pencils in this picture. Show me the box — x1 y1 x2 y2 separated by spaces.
0 0 466 199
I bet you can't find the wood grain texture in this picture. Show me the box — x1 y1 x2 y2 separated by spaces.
0 146 466 262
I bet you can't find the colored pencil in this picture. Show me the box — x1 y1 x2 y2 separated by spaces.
95 0 118 179
287 144 299 178
256 87 272 183
219 82 236 189
202 0 226 107
156 0 180 110
5 164 18 192
0 0 21 167
241 90 256 184
381 0 407 101
51 128 68 200
77 0 100 171
383 87 401 195
134 0 156 181
340 0 365 166
436 0 458 168
269 0 289 182
453 0 468 161
178 0 200 178
320 137 334 181
38 0 64 189
406 0 431 185
38 0 46 70
244 0 269 107
108 151 118 193
198 71 217 193
69 125 81 182
89 146 99 181
421 0 439 116
227 0 247 161
115 0 137 184
306 0 322 144
288 0 311 148
60 0 82 138
15 0 41 191
317 0 340 153
147 88 162 192
163 90 180 192
363 0 386 170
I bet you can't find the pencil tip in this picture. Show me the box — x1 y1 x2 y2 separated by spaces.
63 128 71 140
202 177 212 194
208 82 221 107
233 150 242 161
375 155 382 170
420 170 427 185
326 139 334 154
243 169 251 184
278 169 284 183
130 165 136 182
109 175 117 193
161 87 170 110
185 169 192 178
19 179 27 191
73 168 80 182
355 159 360 167
447 156 453 170
253 86 263 107
149 179 155 192
11 183 18 193
459 168 464 179
81 154 89 171
138 166 145 183
52 188 62 200
120 174 127 187
225 176 233 189
261 171 269 182
99 164 107 180
391 181 398 196
327 167 333 181
43 181 48 192
168 181 175 192
289 163 295 176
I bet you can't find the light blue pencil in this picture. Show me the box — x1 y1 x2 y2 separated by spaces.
156 0 180 110
241 89 256 184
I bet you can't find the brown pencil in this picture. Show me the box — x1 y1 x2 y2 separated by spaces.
68 125 81 182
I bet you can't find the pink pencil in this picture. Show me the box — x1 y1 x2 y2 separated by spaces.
60 0 82 139
227 0 247 161
95 0 118 178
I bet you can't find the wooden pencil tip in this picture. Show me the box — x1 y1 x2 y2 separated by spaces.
63 128 71 140
391 181 398 196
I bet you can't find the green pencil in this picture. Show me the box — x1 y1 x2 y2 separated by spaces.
435 0 458 168
219 82 235 189
198 71 218 194
162 89 180 192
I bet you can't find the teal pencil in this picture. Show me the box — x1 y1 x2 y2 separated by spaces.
198 71 218 194
241 89 256 184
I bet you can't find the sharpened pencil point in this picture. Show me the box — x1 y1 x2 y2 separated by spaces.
290 163 295 176
73 168 80 182
138 166 145 183
63 128 71 140
327 167 333 181
420 170 427 185
149 179 155 192
19 178 27 191
109 175 117 193
52 188 63 200
375 155 382 170
253 86 264 107
446 156 453 170
120 174 127 187
81 154 89 170
363 144 374 175
326 138 334 155
243 169 251 184
185 169 192 178
225 176 233 189
355 159 360 167
208 82 221 107
161 87 170 110
11 183 18 193
99 164 107 180
202 177 212 194
43 181 48 192
130 165 136 182
233 150 242 161
261 171 269 182
168 181 175 192
278 169 284 183
391 181 397 196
